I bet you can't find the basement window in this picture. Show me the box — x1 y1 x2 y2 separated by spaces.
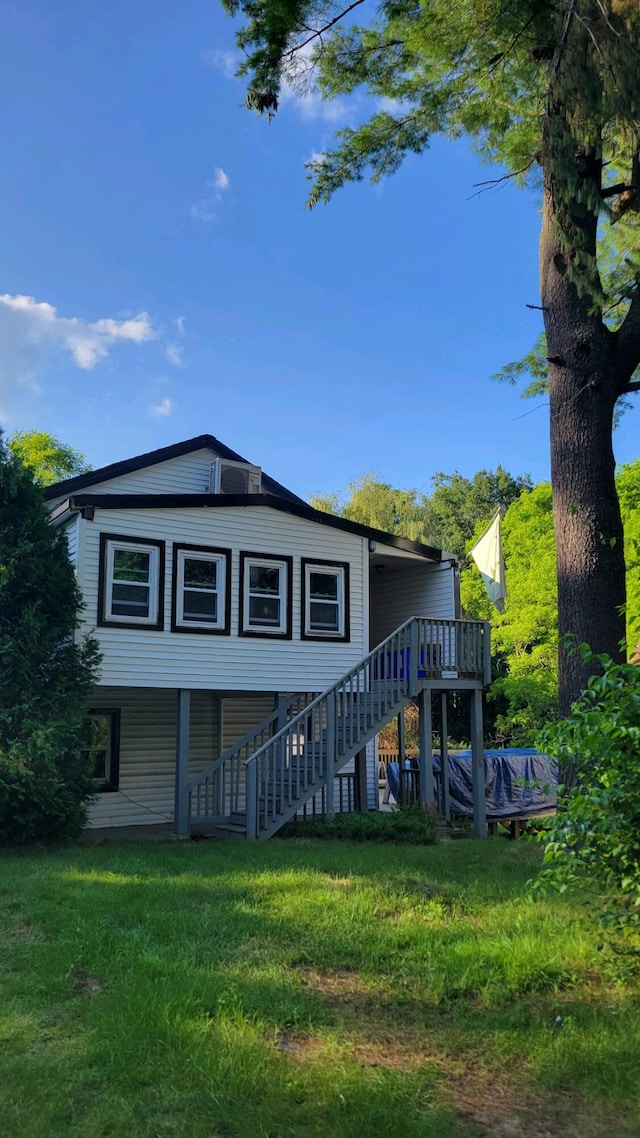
82 709 120 792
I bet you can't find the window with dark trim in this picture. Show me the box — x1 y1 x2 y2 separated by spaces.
171 544 232 634
239 552 293 638
82 709 120 792
301 559 350 641
98 533 165 630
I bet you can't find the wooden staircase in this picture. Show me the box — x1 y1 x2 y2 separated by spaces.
187 616 490 840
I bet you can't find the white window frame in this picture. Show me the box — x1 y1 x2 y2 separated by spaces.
174 547 228 632
303 562 347 639
240 554 291 637
102 536 162 627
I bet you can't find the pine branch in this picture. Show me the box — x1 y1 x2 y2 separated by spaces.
281 0 368 64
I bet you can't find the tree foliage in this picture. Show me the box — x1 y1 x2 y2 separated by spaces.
463 463 640 741
537 654 640 933
0 437 100 843
311 473 429 543
8 430 91 487
312 465 530 558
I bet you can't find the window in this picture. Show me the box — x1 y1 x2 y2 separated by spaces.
99 533 164 629
172 544 231 634
82 709 120 792
302 559 350 641
240 553 292 638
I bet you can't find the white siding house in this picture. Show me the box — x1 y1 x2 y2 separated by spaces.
46 434 490 838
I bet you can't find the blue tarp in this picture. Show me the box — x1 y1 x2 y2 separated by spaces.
387 749 556 819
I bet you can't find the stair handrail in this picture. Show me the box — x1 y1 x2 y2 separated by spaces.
188 692 312 793
243 616 416 776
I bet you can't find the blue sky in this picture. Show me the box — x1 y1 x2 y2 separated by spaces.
1 0 637 501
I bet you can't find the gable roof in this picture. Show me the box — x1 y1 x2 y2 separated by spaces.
43 434 306 505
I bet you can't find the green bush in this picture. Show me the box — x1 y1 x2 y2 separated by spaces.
280 803 439 844
537 653 640 931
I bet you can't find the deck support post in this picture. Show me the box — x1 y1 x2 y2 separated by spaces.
418 689 434 809
174 689 191 839
470 688 487 838
440 691 451 821
354 747 368 813
397 710 406 804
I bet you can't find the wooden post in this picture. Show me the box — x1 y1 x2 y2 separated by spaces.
354 746 368 813
397 710 406 805
418 689 434 809
325 690 336 819
440 691 451 821
483 622 492 687
470 688 487 838
409 619 419 697
174 689 191 839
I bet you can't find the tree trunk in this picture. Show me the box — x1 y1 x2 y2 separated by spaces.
539 188 627 721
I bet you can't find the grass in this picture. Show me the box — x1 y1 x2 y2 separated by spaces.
1 838 640 1138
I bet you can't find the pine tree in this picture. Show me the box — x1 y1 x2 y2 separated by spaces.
223 0 640 722
0 435 100 843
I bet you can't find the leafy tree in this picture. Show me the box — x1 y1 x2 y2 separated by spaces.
0 436 100 843
311 473 430 543
8 430 91 486
462 483 559 741
312 466 529 557
223 0 640 721
463 464 640 742
537 654 640 933
427 467 532 558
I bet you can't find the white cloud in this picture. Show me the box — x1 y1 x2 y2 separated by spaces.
376 96 411 116
190 167 231 222
281 85 349 123
0 293 156 415
150 397 173 417
166 343 184 367
202 48 239 78
174 315 186 335
204 37 351 124
213 167 230 191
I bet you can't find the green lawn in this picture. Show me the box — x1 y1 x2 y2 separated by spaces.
1 838 639 1138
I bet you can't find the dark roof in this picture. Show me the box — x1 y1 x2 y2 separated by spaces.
52 492 444 562
43 434 306 505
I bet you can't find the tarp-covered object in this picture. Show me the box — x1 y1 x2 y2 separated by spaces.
387 750 556 819
435 749 556 819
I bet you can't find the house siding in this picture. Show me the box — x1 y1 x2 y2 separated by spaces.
86 687 220 829
369 561 456 647
79 506 368 691
63 514 80 567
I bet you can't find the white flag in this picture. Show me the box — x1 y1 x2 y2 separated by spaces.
469 509 506 613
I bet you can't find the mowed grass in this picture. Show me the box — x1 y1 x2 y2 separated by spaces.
1 839 640 1138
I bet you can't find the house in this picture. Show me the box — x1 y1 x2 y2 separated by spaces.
45 434 491 839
